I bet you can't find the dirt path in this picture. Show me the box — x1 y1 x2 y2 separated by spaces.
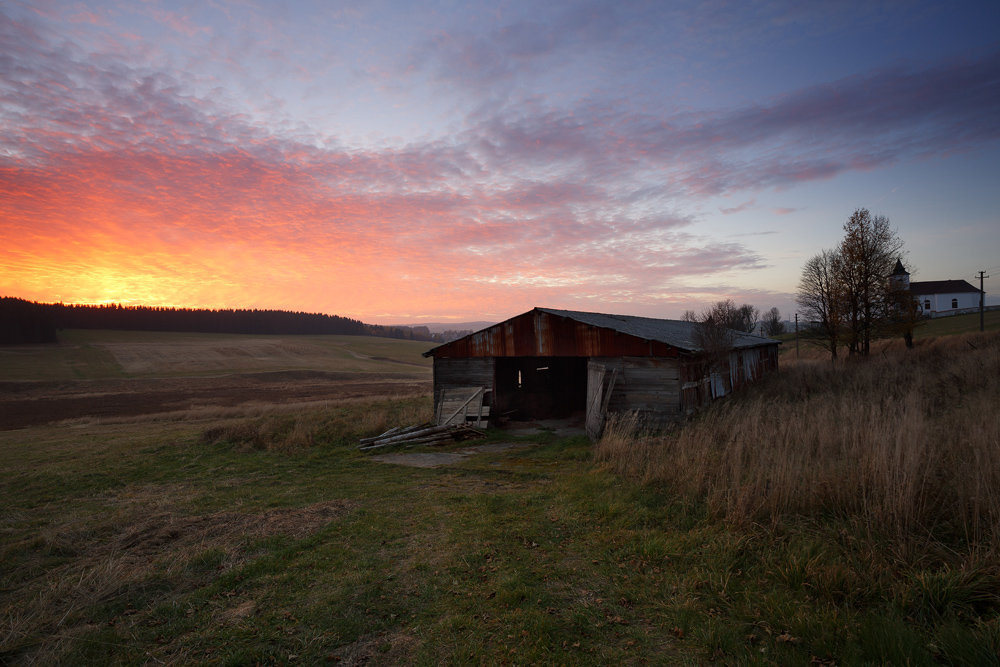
370 443 530 468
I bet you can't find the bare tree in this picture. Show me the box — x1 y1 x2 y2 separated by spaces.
885 276 924 349
838 208 904 356
690 299 755 393
733 303 760 333
697 299 759 333
692 317 736 384
762 307 784 336
796 249 846 359
681 310 698 322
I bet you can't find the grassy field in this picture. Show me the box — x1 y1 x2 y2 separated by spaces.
0 330 433 382
777 309 1000 356
2 398 710 666
913 308 1000 337
3 329 1000 665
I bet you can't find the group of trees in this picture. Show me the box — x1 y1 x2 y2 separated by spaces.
684 299 775 376
682 301 760 333
0 298 437 344
796 208 920 358
761 307 785 336
0 298 59 344
683 301 786 337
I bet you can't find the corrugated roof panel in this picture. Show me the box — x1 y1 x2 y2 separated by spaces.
424 307 780 358
537 308 778 351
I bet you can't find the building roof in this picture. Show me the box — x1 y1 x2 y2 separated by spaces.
909 280 980 295
538 308 778 351
423 307 779 357
891 259 909 276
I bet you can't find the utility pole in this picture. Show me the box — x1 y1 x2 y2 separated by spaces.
979 271 990 332
794 313 799 357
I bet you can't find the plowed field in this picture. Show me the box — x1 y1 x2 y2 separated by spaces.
0 331 432 429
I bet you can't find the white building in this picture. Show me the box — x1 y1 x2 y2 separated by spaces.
890 259 984 318
910 280 982 318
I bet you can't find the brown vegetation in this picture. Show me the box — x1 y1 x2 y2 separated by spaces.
201 396 434 453
1 486 350 662
596 330 1000 553
0 371 430 430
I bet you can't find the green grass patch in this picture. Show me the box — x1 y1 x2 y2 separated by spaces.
776 309 1000 356
0 340 126 381
3 397 1000 665
913 308 1000 338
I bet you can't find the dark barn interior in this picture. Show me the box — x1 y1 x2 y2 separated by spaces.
494 356 587 420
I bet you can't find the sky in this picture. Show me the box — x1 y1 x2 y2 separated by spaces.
2 0 999 325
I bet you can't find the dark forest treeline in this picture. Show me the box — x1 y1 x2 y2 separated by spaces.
0 297 434 344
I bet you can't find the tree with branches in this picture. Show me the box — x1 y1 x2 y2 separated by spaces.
689 299 760 393
762 307 784 336
796 208 913 359
838 208 904 356
797 248 846 359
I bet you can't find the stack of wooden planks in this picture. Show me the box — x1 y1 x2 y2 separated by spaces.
358 422 485 451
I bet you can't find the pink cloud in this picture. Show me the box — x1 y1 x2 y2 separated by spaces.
2 11 998 319
719 199 755 215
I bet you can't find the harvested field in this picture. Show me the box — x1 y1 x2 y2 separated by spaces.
0 331 432 429
0 330 433 382
0 371 429 430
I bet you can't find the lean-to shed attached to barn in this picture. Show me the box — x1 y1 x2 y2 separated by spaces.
422 307 780 439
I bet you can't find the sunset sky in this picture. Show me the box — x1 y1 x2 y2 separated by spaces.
2 1 999 325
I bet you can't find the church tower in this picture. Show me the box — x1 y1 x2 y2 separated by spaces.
890 258 910 291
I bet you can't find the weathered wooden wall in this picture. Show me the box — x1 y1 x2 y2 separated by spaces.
432 357 495 415
430 310 780 427
679 345 780 413
730 345 778 390
590 356 681 428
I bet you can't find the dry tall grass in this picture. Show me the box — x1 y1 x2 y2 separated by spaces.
200 394 433 453
596 331 1000 551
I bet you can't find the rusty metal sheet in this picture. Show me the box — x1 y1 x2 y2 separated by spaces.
429 309 684 359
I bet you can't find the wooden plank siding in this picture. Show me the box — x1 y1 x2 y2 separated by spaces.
591 356 682 427
432 357 495 417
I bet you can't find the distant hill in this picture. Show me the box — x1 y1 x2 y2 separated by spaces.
390 322 495 334
389 321 496 343
0 297 436 344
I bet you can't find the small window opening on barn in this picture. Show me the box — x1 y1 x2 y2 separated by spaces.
518 370 522 388
536 366 549 371
925 300 931 310
952 298 958 309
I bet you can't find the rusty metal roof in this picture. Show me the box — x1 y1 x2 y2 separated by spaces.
536 308 779 352
423 307 779 357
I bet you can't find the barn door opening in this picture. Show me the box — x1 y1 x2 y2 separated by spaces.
586 362 618 441
494 357 587 420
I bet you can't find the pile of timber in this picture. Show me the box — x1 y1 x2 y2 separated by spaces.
358 423 485 451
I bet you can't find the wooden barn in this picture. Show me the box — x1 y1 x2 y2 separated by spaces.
423 307 780 439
